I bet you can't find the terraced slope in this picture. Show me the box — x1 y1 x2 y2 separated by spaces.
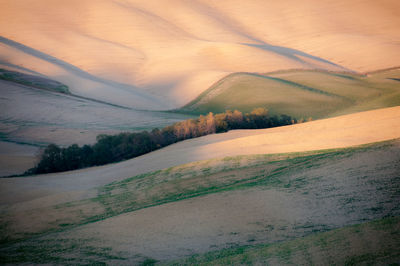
1 0 399 109
179 68 400 118
1 140 399 264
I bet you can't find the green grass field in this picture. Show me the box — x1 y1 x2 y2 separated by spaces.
178 68 400 119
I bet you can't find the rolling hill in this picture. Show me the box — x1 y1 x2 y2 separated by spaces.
1 136 399 264
2 66 399 176
1 106 399 206
1 0 399 109
0 77 191 176
1 103 399 264
179 68 400 119
1 1 400 264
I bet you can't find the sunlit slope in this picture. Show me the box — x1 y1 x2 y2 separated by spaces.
180 68 400 119
1 0 399 108
1 106 399 206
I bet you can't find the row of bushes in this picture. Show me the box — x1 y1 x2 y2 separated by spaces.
26 108 296 175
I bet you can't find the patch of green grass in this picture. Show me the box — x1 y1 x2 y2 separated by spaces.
165 216 400 265
177 69 400 119
0 238 127 264
141 258 159 265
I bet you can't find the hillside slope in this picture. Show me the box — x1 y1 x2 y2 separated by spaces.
0 78 191 176
169 217 400 265
1 106 399 206
1 139 399 264
179 68 400 118
1 0 399 108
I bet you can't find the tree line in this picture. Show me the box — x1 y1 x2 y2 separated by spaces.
26 108 297 175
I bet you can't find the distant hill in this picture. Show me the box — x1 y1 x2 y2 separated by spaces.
1 0 399 109
178 68 400 119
